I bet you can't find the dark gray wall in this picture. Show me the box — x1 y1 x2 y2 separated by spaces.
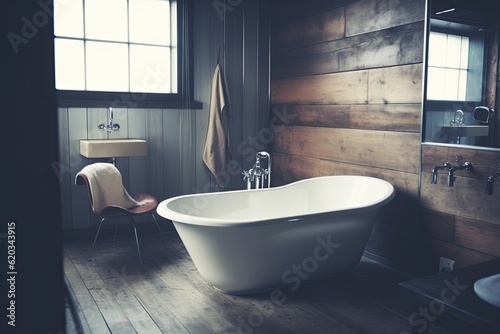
58 0 271 230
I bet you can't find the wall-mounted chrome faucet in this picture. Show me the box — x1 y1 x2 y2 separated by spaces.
431 162 452 184
447 161 473 187
450 109 465 126
486 169 500 195
242 151 272 189
98 107 120 133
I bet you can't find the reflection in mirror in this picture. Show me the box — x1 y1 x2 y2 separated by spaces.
423 0 500 148
473 106 492 123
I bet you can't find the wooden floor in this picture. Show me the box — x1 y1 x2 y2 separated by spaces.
63 230 460 334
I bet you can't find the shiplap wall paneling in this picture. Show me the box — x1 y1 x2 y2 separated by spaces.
57 107 72 230
193 0 212 193
68 108 94 229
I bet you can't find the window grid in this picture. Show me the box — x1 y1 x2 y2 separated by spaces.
54 0 176 94
427 31 469 101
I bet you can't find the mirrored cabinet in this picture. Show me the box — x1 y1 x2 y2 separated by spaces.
423 0 500 148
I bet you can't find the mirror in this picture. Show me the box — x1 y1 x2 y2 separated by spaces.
423 0 500 148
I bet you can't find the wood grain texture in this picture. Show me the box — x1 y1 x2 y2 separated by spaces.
455 218 500 257
272 6 345 53
63 232 458 334
272 21 424 78
271 70 369 105
420 144 500 225
368 64 423 104
271 103 421 132
290 126 421 173
345 0 425 37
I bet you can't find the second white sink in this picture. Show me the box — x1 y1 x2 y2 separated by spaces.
474 273 500 308
442 125 489 137
80 139 147 158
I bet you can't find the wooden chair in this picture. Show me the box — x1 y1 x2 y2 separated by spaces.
76 163 167 264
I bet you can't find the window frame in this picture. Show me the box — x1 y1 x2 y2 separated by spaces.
55 0 201 109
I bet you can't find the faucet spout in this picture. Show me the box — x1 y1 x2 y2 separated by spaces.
447 162 472 187
431 162 452 184
486 172 500 195
108 107 113 126
98 107 120 133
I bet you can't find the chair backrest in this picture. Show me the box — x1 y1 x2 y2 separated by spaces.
75 163 139 215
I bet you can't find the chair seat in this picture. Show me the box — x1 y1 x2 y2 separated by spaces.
100 194 158 216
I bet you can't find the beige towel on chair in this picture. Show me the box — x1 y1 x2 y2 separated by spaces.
76 163 147 214
203 63 230 187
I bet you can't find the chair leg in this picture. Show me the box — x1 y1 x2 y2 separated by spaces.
152 213 167 248
88 217 107 261
129 217 142 264
112 222 119 248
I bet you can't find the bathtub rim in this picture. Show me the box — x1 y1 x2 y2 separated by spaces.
157 175 396 228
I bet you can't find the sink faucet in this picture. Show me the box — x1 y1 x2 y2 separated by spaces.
447 162 473 187
450 109 464 126
98 107 120 133
486 170 500 195
431 162 452 184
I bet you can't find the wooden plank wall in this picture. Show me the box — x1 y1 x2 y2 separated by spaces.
270 0 500 273
420 145 500 272
269 0 426 270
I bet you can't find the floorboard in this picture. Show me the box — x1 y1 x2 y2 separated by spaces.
63 231 459 334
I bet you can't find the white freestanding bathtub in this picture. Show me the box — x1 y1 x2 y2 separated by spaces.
157 175 395 294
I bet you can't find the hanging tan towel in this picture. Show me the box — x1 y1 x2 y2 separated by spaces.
76 163 149 214
203 63 230 187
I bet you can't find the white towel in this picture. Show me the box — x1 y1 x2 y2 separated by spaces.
203 63 230 187
76 163 148 214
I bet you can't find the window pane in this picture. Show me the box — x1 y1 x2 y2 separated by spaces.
54 39 85 90
427 67 445 100
443 69 460 100
445 34 462 68
86 42 129 91
85 0 128 42
428 32 447 67
130 45 171 93
129 0 170 45
460 37 469 68
54 0 84 38
171 0 177 47
457 69 467 100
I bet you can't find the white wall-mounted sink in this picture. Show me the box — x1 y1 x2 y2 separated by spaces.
80 139 147 158
474 273 500 308
441 125 489 137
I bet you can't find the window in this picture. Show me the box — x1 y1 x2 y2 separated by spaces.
427 32 469 100
426 20 486 102
53 0 197 108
